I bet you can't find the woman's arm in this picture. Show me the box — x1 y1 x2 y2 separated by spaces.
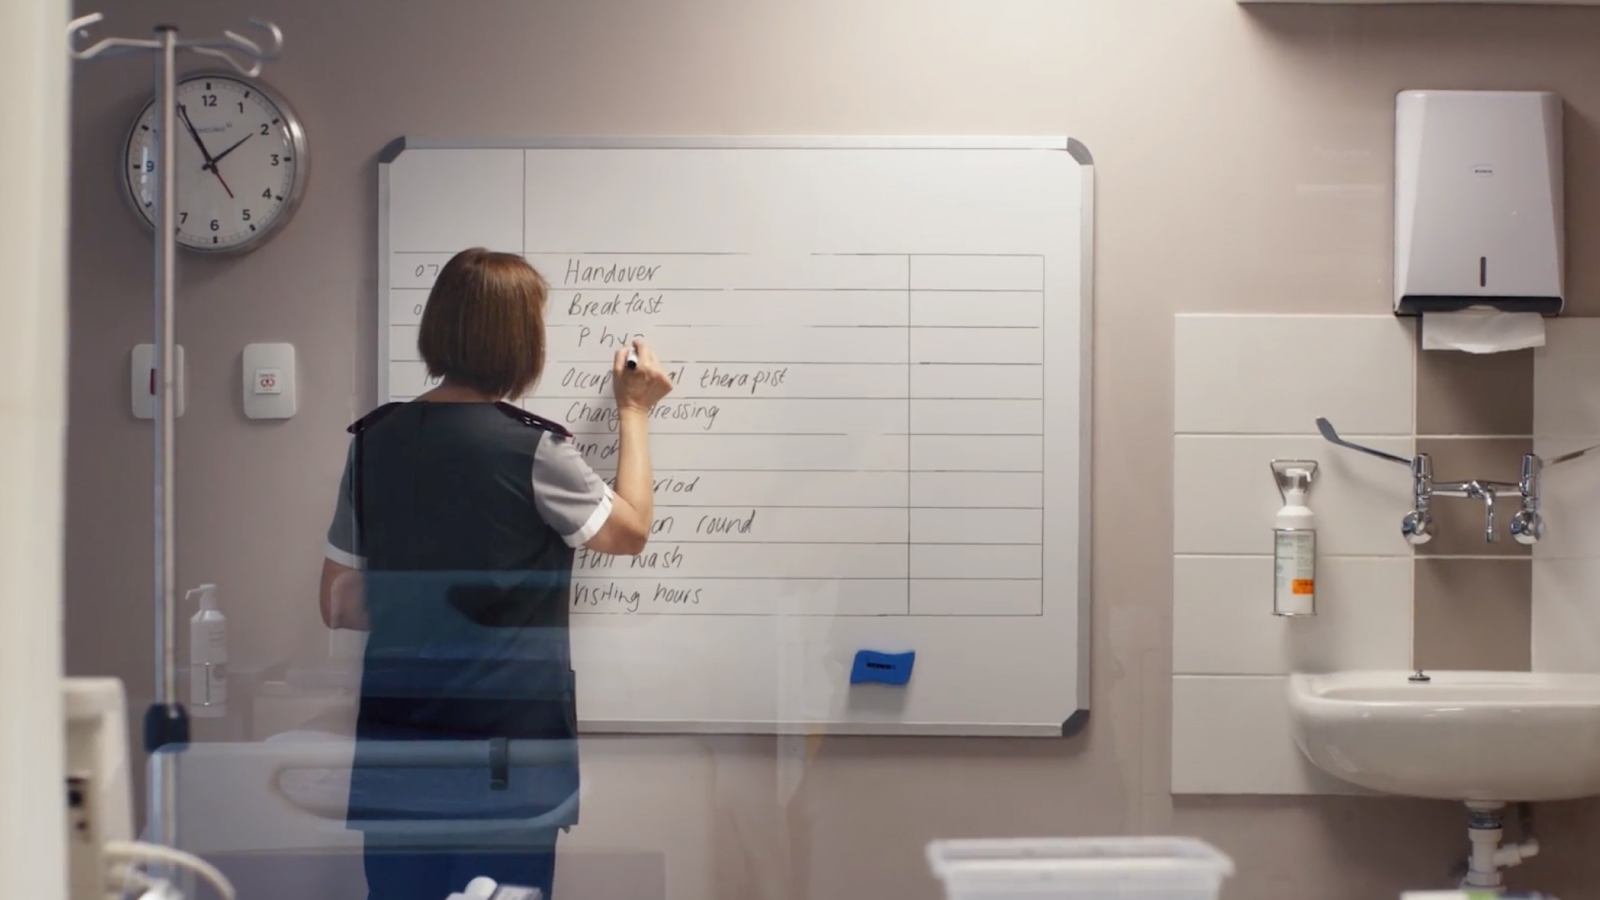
585 408 654 556
319 558 368 631
584 339 673 556
320 440 368 629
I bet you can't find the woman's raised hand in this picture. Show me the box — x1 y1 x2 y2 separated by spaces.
612 338 674 413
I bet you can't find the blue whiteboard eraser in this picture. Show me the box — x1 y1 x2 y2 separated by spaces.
850 650 915 686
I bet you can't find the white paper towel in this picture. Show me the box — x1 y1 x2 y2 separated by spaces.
1420 307 1546 353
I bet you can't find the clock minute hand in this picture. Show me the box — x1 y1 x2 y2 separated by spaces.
177 104 235 199
176 104 218 166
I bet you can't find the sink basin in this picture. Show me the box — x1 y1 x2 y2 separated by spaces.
1289 670 1600 802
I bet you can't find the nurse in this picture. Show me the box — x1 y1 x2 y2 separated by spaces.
318 247 672 900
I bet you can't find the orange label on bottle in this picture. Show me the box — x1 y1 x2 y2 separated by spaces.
1292 579 1314 595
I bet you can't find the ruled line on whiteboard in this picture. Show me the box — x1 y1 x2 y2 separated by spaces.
390 285 1043 294
580 541 1041 547
567 573 1047 582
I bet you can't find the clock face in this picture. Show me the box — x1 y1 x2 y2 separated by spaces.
123 74 307 253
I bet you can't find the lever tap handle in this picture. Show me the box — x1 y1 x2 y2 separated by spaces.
1315 418 1411 466
1546 443 1600 468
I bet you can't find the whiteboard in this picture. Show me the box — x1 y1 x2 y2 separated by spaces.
377 137 1093 736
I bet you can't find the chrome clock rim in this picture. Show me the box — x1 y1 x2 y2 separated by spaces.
119 70 309 255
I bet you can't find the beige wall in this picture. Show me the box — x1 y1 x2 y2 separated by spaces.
4 1 70 898
63 1 1600 898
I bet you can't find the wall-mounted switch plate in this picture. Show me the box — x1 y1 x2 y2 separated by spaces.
243 343 297 420
131 344 186 420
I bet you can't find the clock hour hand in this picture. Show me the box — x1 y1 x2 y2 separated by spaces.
209 133 253 166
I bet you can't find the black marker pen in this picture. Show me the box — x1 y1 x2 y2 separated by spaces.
625 349 639 369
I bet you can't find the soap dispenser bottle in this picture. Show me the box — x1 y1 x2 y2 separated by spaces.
1271 461 1320 617
186 584 227 717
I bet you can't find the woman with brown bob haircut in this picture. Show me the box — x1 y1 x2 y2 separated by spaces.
318 248 672 900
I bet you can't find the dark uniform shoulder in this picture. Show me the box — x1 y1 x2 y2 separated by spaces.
493 401 573 439
346 402 405 435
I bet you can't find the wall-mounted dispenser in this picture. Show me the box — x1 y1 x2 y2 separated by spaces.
1394 90 1563 319
1271 461 1319 617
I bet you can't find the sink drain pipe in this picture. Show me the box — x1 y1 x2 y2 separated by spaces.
1463 801 1540 889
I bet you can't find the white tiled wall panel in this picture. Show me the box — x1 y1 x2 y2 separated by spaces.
1173 435 1416 557
1534 320 1600 439
1173 556 1413 676
1532 321 1600 675
1532 559 1600 673
1172 314 1419 796
1171 676 1369 795
1174 315 1415 436
1530 436 1600 561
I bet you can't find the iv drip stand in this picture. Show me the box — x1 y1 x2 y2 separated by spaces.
66 13 283 847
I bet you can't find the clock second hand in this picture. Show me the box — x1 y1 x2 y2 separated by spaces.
202 134 256 201
204 160 235 200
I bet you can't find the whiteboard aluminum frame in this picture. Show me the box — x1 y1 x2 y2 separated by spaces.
376 136 1095 738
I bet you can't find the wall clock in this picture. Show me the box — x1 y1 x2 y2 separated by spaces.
122 72 308 253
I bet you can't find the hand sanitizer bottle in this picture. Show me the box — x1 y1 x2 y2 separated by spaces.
186 584 227 717
1271 462 1319 617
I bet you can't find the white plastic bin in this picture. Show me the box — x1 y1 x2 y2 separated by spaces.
927 837 1235 900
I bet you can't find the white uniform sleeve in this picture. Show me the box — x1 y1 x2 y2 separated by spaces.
324 442 365 569
531 433 614 548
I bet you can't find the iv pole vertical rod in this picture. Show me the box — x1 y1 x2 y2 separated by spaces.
151 24 179 847
67 13 283 849
68 11 283 847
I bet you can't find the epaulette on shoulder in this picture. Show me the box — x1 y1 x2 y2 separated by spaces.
494 401 573 439
347 402 405 435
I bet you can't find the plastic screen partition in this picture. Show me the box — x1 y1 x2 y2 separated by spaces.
377 137 1093 736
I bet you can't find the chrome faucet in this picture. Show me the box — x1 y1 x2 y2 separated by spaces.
1315 418 1595 546
1510 455 1545 546
1429 478 1515 544
1401 454 1436 545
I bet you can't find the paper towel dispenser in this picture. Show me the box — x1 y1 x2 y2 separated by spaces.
1394 90 1564 317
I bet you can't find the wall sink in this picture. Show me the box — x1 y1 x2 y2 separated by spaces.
1288 670 1600 802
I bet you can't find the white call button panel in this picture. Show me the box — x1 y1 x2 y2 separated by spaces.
243 343 296 419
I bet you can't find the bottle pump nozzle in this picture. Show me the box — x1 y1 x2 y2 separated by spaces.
1271 461 1318 500
186 583 218 611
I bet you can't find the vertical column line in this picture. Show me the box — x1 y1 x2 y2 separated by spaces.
521 151 530 404
2 1 71 894
1039 255 1047 616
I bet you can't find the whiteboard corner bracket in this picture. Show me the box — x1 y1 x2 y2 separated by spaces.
1061 708 1090 739
378 137 410 165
